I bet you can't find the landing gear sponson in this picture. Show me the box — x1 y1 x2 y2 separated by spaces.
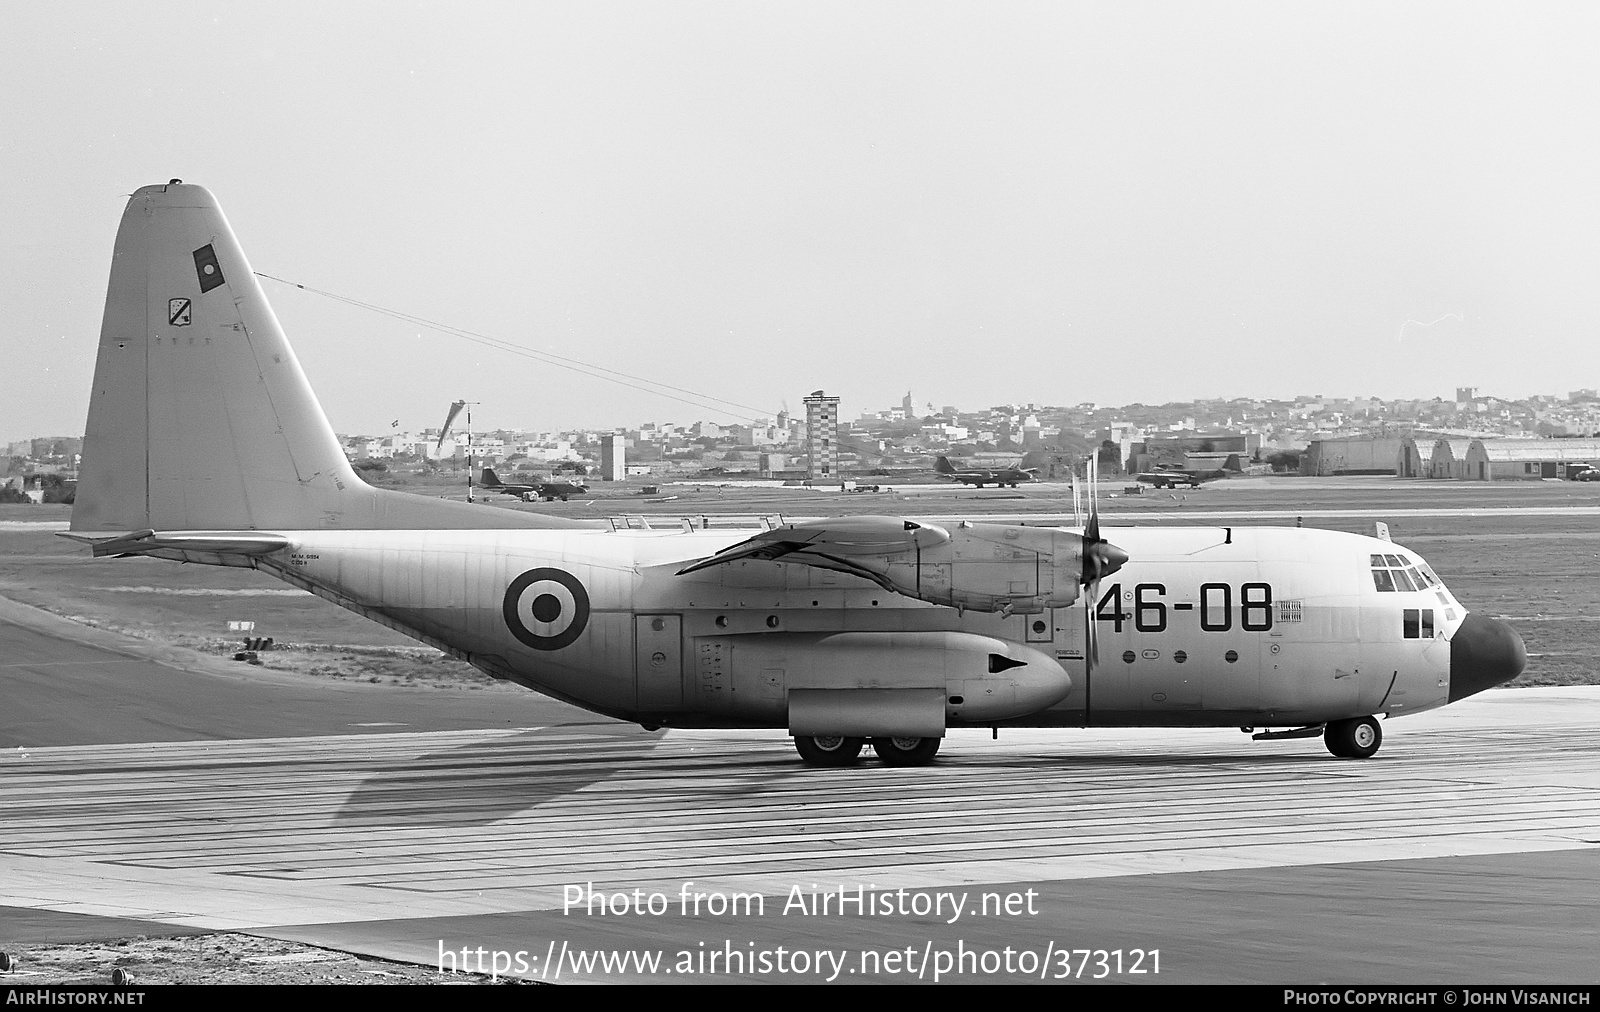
793 735 942 767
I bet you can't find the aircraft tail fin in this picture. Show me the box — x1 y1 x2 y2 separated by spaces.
72 182 587 533
481 467 504 488
934 456 956 474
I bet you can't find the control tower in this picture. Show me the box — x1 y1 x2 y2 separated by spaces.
803 390 840 480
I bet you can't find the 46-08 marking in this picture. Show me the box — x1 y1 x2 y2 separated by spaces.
1094 582 1273 634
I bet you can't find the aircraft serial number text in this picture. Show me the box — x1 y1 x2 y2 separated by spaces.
1096 582 1273 633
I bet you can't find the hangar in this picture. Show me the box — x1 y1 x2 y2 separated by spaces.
1300 436 1402 476
1397 436 1431 478
1428 438 1475 480
1462 439 1600 480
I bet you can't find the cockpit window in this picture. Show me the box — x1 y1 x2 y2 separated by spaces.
1371 554 1427 592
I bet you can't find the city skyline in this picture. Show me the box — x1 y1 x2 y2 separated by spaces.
6 380 1595 449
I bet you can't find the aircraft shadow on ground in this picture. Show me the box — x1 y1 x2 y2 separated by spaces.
939 749 1338 770
335 728 1337 828
334 723 667 828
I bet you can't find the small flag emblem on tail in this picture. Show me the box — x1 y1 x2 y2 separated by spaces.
168 298 192 326
192 243 226 292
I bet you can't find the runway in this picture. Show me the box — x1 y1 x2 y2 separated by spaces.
3 664 1597 982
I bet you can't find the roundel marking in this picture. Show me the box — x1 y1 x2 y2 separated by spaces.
503 567 590 651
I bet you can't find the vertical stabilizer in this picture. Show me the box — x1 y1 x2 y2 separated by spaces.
72 182 584 532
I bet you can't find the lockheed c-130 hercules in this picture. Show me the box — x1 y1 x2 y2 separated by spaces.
478 467 589 503
65 183 1526 766
934 455 1040 488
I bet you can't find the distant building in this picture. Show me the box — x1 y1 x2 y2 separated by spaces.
1429 438 1474 479
1300 437 1403 476
1397 436 1431 478
803 391 840 480
1130 432 1261 474
1464 439 1600 480
599 434 625 481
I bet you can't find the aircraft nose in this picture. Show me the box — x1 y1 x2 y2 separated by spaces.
1449 612 1527 702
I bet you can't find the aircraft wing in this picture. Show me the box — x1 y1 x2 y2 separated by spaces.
677 516 951 586
674 514 1115 615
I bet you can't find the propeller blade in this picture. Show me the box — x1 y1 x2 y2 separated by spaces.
1085 453 1101 545
1084 580 1099 669
1081 574 1101 721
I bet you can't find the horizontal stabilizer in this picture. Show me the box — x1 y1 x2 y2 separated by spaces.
60 529 290 566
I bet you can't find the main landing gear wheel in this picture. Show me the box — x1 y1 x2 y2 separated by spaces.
871 736 942 766
1324 716 1383 759
794 735 865 766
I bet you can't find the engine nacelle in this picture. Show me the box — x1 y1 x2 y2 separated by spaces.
876 522 1087 615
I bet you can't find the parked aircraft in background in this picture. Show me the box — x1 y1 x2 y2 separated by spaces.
1134 459 1240 489
64 183 1526 767
934 456 1039 488
479 467 589 502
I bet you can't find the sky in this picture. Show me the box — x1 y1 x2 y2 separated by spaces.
3 2 1599 441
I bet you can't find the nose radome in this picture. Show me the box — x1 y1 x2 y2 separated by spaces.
1449 613 1527 703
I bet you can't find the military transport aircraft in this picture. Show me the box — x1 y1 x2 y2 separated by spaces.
479 467 589 502
64 183 1526 767
1133 460 1239 489
934 456 1040 488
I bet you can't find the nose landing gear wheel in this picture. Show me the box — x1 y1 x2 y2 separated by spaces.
794 735 865 766
1324 716 1382 759
871 736 942 766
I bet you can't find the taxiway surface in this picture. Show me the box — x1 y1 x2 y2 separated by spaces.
2 599 1596 982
